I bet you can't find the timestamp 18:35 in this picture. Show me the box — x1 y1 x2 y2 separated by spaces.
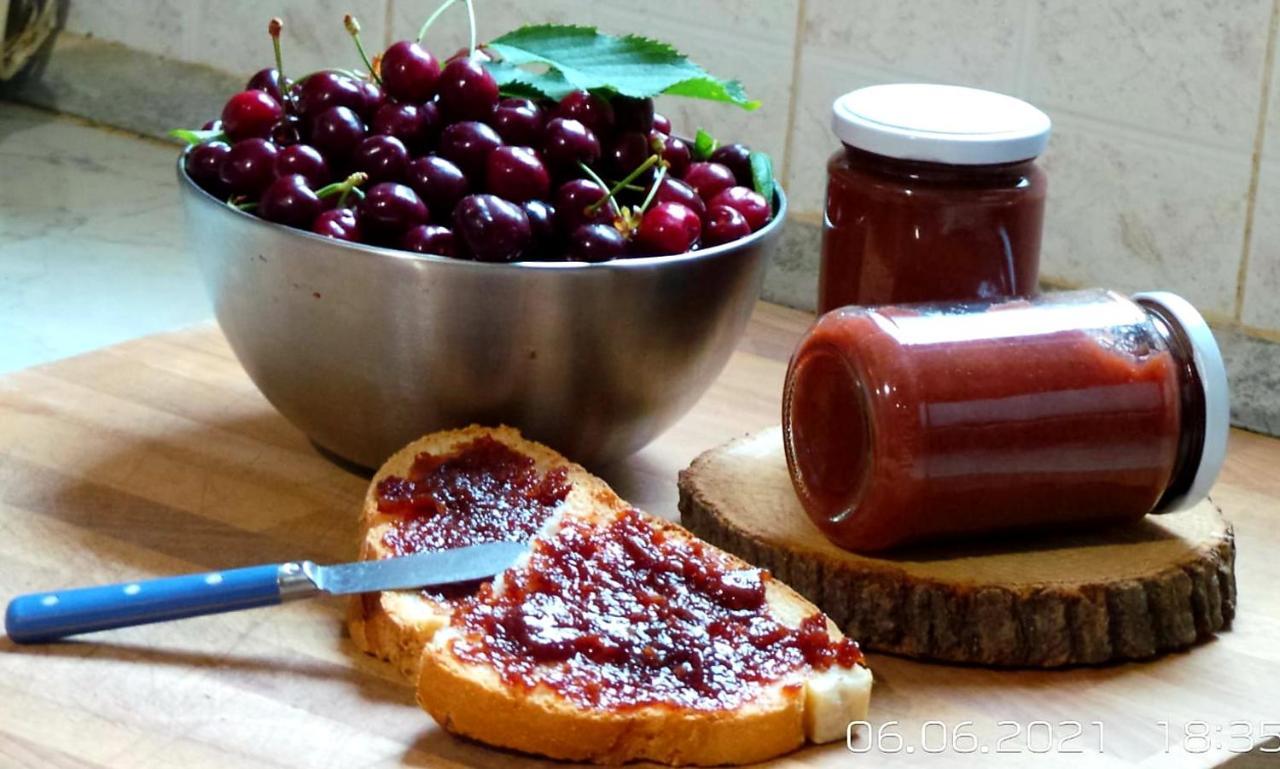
847 720 1105 754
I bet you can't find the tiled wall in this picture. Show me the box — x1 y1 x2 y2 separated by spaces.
51 0 1280 338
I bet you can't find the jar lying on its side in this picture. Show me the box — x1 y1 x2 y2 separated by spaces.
782 290 1229 553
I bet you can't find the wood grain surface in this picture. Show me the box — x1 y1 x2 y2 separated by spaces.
1 302 1278 768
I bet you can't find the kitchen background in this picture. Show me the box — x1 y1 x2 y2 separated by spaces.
3 0 1280 434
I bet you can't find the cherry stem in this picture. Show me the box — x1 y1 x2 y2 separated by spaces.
268 17 286 85
636 164 669 218
588 154 659 215
417 0 460 44
464 0 478 57
344 15 381 84
577 161 619 216
316 172 369 208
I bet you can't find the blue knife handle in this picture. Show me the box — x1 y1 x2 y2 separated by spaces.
5 564 293 644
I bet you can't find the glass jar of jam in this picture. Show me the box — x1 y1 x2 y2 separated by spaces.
782 290 1229 553
819 84 1051 313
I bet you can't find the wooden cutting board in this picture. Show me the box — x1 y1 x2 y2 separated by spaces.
1 302 1278 768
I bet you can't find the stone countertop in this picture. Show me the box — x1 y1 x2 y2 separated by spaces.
0 103 210 374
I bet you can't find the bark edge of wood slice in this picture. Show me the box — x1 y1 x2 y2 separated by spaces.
677 428 1237 668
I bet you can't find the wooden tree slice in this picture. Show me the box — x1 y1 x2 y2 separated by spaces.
678 428 1237 668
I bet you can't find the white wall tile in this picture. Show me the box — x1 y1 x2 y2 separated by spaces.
1039 116 1249 319
1241 45 1280 332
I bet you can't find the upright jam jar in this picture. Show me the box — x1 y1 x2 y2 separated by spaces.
782 290 1229 553
819 84 1051 313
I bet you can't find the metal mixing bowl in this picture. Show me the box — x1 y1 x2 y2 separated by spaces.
177 160 786 468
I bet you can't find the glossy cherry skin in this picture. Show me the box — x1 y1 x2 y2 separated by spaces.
452 194 532 262
553 179 615 234
612 96 654 134
351 135 409 183
221 89 283 141
607 131 653 178
438 120 503 179
652 112 672 134
556 90 614 139
380 40 441 103
274 144 330 188
201 118 222 131
185 141 231 196
522 199 559 259
652 132 691 178
259 174 322 228
405 155 469 222
296 72 365 116
702 204 751 246
709 185 770 230
270 115 304 147
489 98 545 146
683 161 736 202
636 201 701 255
371 101 433 153
486 145 550 203
710 143 753 187
355 80 382 121
652 176 705 218
437 57 499 121
246 68 286 104
400 224 456 257
568 223 627 262
219 138 279 196
309 106 366 163
358 182 429 240
542 118 600 176
312 208 362 241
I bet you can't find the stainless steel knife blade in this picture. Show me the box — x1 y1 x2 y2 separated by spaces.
300 541 528 596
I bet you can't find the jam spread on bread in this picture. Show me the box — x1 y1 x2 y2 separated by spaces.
448 508 863 710
377 435 570 558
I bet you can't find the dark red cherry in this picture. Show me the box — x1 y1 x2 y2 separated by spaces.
358 182 429 239
405 155 469 221
259 174 321 228
296 72 364 116
399 224 456 257
380 40 441 103
651 132 691 178
312 208 362 241
371 101 432 153
652 176 705 218
683 161 736 202
246 68 285 104
703 204 751 246
636 201 701 255
185 141 231 196
709 186 770 230
221 90 283 141
542 118 600 176
452 194 532 262
522 199 559 259
201 118 222 132
486 146 550 203
608 131 653 178
490 98 545 146
568 223 627 262
355 79 382 121
274 144 330 188
270 115 303 147
309 106 365 162
437 120 503 179
612 96 654 134
437 57 499 121
710 143 753 187
556 90 614 138
219 138 278 195
652 112 672 134
351 135 409 183
554 179 615 234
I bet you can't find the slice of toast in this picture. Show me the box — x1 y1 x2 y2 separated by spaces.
350 426 871 765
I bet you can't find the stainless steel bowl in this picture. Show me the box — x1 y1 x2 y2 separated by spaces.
178 161 785 468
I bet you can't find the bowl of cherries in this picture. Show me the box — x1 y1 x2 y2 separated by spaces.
175 9 786 468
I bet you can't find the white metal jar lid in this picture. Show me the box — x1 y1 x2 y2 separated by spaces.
831 84 1052 165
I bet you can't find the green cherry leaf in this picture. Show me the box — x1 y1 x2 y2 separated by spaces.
750 150 775 214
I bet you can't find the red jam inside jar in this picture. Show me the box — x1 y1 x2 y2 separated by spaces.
448 508 862 711
818 84 1050 312
783 290 1226 553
